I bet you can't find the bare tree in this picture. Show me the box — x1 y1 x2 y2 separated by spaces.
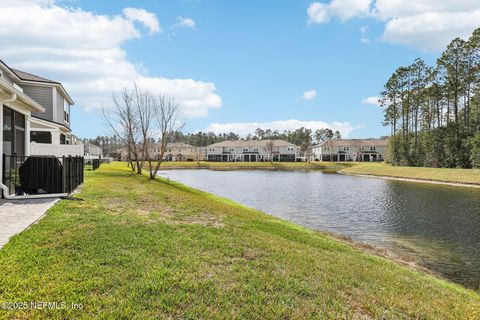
149 95 184 179
194 146 204 165
264 140 275 162
133 84 156 174
103 88 141 172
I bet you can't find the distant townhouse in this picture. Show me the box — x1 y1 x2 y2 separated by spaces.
152 143 203 161
121 142 204 162
206 140 297 162
310 139 388 162
84 143 102 158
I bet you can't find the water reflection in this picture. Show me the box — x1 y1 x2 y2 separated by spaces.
158 169 480 289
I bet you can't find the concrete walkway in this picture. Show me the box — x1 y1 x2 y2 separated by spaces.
0 198 58 249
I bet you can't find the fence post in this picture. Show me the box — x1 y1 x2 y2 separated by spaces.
62 156 65 193
2 153 5 186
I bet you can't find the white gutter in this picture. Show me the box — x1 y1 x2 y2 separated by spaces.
0 93 68 200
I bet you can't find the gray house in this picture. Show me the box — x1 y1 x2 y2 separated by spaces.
310 139 388 162
206 140 297 162
0 59 82 197
0 59 82 158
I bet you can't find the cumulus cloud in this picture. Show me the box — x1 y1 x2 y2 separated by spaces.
307 0 480 51
123 7 161 34
307 0 372 24
307 2 330 24
382 10 480 51
175 16 196 29
362 96 380 106
203 119 358 137
302 89 317 100
0 1 221 117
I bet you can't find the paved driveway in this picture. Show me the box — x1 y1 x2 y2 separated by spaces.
0 198 58 249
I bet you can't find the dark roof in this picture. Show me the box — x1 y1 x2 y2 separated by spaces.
11 68 60 84
318 139 388 147
209 139 296 148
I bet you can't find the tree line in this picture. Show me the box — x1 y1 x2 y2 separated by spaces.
380 27 480 168
169 127 341 150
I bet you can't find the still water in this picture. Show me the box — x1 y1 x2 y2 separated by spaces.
158 169 480 289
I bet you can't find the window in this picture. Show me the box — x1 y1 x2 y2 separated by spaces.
3 107 25 156
64 100 70 123
343 147 349 151
30 131 52 144
287 146 294 151
243 148 248 152
60 134 66 145
229 148 234 152
360 147 365 151
370 146 376 151
253 147 258 152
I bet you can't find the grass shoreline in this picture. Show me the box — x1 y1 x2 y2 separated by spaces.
146 161 480 187
339 171 480 188
1 163 478 318
340 162 480 187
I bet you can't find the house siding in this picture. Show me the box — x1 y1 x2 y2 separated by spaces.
22 85 54 122
206 140 297 162
2 73 15 85
56 89 69 128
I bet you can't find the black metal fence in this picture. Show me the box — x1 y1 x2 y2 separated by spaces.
3 154 84 196
85 158 100 171
92 158 100 171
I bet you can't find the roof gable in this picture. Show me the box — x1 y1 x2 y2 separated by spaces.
11 69 59 84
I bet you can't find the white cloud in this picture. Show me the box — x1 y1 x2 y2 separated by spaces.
0 2 221 117
373 0 480 20
203 119 357 137
360 25 370 44
307 0 372 24
302 89 317 100
123 7 161 34
382 10 480 52
307 2 330 24
175 16 196 29
307 0 480 51
362 96 380 106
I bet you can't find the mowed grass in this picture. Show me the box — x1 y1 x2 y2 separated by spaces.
144 160 353 171
0 163 479 319
342 162 480 185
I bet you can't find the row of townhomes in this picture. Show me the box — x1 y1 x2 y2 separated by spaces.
309 139 388 162
120 143 204 162
206 140 297 162
121 139 388 163
0 59 86 198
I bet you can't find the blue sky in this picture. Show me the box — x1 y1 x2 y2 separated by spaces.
1 0 477 139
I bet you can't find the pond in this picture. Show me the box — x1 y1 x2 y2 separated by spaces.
158 169 480 289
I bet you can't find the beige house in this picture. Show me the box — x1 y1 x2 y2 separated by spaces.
206 140 297 162
310 139 388 162
121 142 204 162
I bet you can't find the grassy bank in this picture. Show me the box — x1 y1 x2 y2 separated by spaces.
142 160 353 171
341 162 480 185
0 163 479 319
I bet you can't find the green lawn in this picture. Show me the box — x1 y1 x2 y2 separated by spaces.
341 162 480 185
0 163 479 319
